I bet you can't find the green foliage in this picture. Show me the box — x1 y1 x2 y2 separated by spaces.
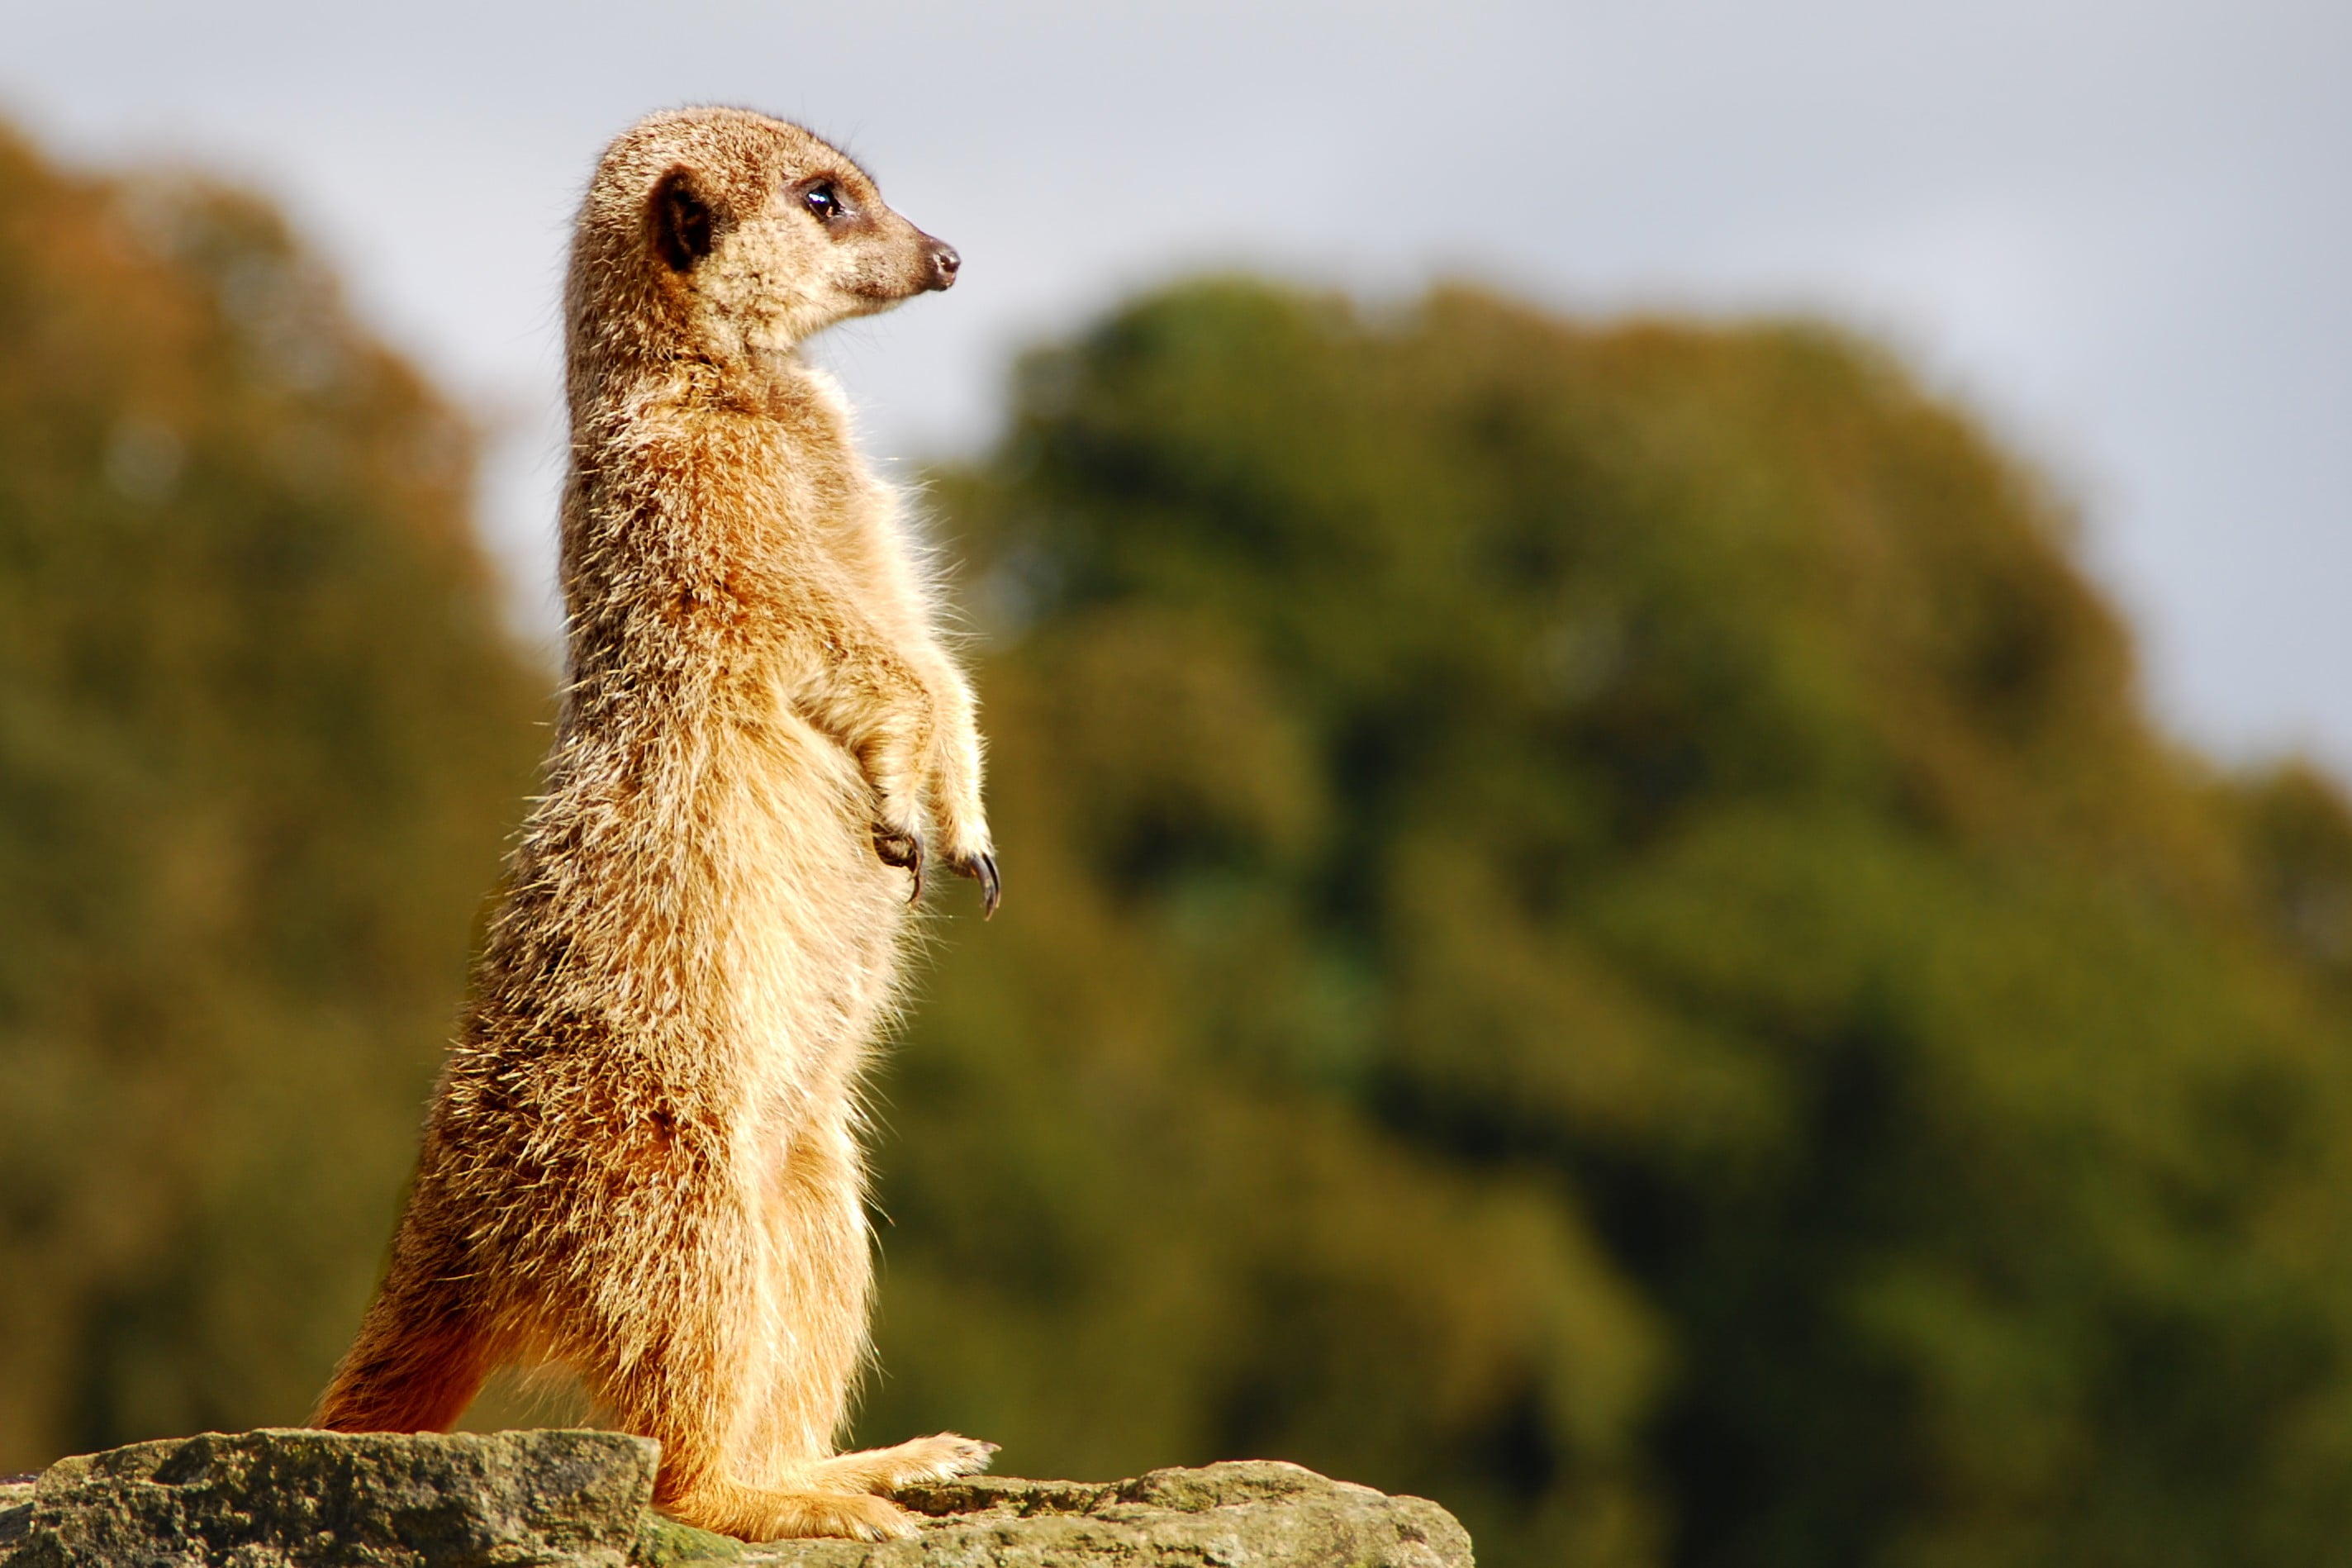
0 128 543 1469
859 280 2352 1567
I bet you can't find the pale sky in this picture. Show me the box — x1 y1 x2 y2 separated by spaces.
3 0 2345 773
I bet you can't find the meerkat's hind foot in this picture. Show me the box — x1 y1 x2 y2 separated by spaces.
802 1432 999 1494
664 1480 919 1542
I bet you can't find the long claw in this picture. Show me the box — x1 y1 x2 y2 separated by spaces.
960 851 1000 919
874 825 925 904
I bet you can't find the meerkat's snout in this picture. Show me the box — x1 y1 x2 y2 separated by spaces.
920 236 959 292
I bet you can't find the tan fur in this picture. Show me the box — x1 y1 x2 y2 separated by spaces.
311 107 995 1542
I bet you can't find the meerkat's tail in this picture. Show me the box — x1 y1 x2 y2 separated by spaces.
311 1262 490 1433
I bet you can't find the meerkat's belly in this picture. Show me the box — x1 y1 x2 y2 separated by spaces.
701 704 906 1133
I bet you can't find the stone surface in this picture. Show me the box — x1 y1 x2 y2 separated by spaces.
0 1433 1473 1568
720 1462 1474 1568
2 1429 657 1567
0 1477 33 1555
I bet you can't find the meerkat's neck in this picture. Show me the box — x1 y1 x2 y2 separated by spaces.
555 335 869 701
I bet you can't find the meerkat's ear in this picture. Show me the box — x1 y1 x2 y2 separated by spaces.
651 166 729 271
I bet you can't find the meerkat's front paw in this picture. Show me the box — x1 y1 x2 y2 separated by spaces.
948 848 1000 919
872 824 924 903
928 786 998 918
918 683 995 917
876 827 996 917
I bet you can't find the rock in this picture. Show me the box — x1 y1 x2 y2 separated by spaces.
734 1461 1476 1568
0 1476 34 1554
2 1429 657 1567
0 1433 1473 1568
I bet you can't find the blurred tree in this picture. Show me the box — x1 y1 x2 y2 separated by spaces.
0 126 542 1470
861 280 2352 1568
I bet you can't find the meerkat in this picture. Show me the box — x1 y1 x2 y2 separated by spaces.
311 107 999 1542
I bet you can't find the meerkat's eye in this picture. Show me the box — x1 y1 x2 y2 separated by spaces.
803 182 843 221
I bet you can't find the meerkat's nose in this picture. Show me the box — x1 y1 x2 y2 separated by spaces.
923 239 961 292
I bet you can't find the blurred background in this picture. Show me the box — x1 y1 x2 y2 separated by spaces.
2 3 2350 1566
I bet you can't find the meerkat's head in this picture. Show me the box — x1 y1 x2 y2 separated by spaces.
568 107 957 372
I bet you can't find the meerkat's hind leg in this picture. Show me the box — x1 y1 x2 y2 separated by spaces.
661 1477 921 1542
796 1432 999 1495
310 1251 492 1433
